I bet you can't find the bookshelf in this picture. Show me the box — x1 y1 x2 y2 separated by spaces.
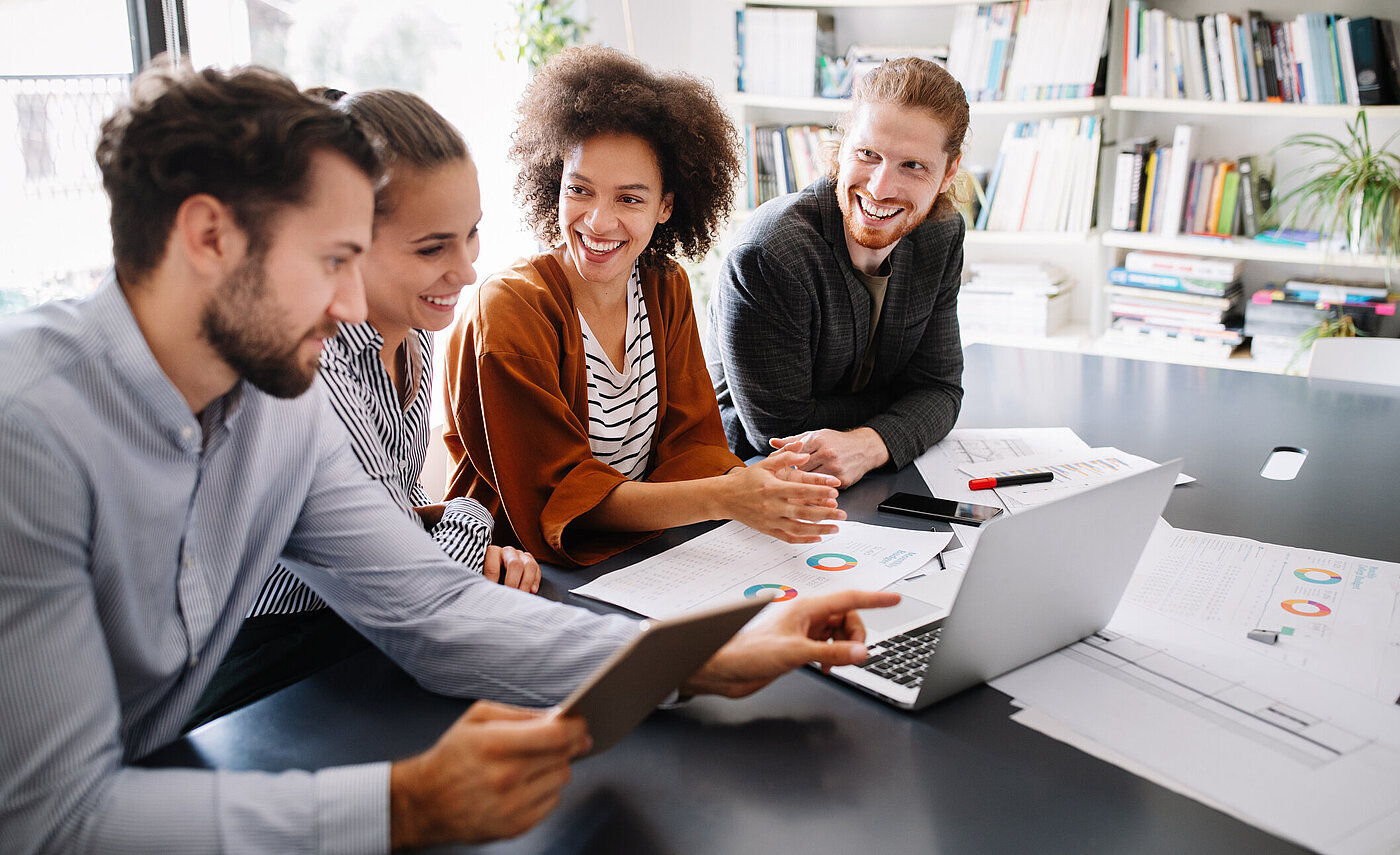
1101 230 1398 271
721 0 1113 349
733 92 1109 116
1113 96 1400 119
690 0 1400 374
1105 0 1400 370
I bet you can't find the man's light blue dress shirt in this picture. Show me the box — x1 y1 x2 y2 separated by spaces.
0 277 636 854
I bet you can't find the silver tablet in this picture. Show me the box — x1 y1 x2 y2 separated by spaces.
556 592 774 755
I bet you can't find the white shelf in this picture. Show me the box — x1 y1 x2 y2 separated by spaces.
1110 97 1400 120
731 210 1098 249
743 0 963 7
723 0 1400 379
732 93 1107 116
967 325 1293 374
970 97 1107 116
1101 231 1398 271
963 323 1093 354
966 230 1097 247
1087 337 1280 374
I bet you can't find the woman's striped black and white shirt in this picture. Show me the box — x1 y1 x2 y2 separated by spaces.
578 264 658 480
247 322 493 617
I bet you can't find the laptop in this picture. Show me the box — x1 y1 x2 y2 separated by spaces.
825 459 1183 710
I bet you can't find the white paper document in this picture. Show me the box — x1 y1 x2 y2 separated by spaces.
959 446 1195 509
572 520 952 619
991 522 1400 855
913 427 1091 504
1119 524 1400 703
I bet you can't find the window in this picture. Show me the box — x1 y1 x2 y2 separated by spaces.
0 0 135 313
186 0 536 290
1 1 536 316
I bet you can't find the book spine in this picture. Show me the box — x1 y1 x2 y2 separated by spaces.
1328 15 1349 104
735 9 746 93
1107 285 1234 310
1124 0 1140 95
1125 138 1154 232
1236 156 1258 237
1217 168 1241 236
1190 160 1216 235
1217 14 1241 101
1122 251 1241 281
1139 148 1159 232
1161 124 1194 236
1182 159 1203 235
1249 10 1280 101
1234 19 1255 101
1285 289 1389 305
1205 162 1229 234
1203 15 1226 102
1109 266 1235 295
1336 16 1360 105
976 123 1016 232
1271 22 1293 102
1380 20 1400 104
1112 151 1135 231
1349 18 1387 106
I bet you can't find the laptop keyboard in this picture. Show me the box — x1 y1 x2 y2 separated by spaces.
857 621 944 688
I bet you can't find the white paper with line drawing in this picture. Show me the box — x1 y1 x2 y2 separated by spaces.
572 520 952 619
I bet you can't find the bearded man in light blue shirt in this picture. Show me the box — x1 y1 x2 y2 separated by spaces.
0 64 896 854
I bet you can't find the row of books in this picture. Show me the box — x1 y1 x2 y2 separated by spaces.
1109 125 1275 238
975 116 1101 233
735 6 836 99
958 263 1073 338
1103 251 1246 360
1124 6 1400 105
1245 278 1399 368
946 0 1111 102
819 45 949 100
742 124 837 209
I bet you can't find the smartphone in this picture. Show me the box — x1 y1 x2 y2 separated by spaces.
877 492 1005 526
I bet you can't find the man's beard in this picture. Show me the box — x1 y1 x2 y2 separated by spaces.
837 186 935 251
200 254 335 399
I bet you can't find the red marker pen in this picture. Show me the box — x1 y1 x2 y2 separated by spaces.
968 471 1054 490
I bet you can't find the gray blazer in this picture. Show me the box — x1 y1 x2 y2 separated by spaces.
706 175 964 468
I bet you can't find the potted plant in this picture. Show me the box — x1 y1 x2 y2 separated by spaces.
497 0 591 74
1274 110 1400 274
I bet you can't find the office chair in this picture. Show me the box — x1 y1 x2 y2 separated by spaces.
1306 337 1400 387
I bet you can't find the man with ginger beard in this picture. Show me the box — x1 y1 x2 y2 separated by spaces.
707 58 969 488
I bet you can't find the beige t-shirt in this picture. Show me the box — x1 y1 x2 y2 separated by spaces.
850 262 890 392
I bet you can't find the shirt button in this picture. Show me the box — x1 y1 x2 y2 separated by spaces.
180 426 195 442
184 556 194 571
188 653 200 668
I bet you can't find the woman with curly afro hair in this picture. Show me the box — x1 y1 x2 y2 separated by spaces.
441 46 846 566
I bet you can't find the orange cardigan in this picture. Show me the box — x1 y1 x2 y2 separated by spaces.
442 253 743 566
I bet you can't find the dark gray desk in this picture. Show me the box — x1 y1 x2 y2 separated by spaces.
958 345 1399 563
147 345 1400 853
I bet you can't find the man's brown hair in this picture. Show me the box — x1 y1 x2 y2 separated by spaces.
97 64 381 285
827 58 971 221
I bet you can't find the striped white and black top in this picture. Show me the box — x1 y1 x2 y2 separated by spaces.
248 322 494 617
578 264 658 480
